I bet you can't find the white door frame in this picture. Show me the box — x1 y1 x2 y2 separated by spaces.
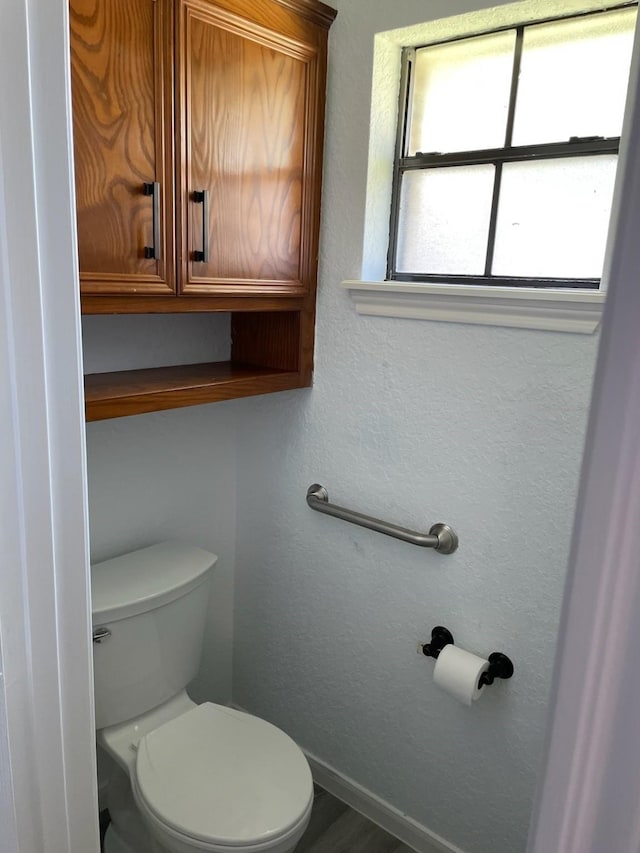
0 0 98 850
3 0 640 851
527 13 640 853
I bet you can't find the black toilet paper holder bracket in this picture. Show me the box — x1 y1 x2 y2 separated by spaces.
418 626 514 688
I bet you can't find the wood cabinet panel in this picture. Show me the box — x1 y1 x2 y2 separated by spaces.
70 0 175 294
178 0 319 296
232 311 301 371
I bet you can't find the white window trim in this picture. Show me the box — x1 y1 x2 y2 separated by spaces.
342 280 605 333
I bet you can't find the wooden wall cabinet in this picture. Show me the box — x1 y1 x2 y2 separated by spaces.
70 0 336 420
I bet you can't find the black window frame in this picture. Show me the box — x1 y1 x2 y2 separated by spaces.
386 3 637 289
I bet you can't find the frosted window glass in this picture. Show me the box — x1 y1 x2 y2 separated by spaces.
512 8 636 146
492 156 618 279
409 31 516 155
396 165 495 275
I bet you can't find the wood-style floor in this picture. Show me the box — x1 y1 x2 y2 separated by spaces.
295 787 415 853
100 787 415 853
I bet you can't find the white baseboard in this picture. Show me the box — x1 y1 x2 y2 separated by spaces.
305 751 466 853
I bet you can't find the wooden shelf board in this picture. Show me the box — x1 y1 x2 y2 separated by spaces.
84 361 303 421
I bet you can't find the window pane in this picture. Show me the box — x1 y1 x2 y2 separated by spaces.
492 156 618 279
396 165 495 275
409 31 516 155
512 8 636 146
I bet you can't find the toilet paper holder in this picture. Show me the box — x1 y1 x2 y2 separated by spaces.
418 626 514 687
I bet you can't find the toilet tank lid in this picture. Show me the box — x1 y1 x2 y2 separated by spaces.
91 542 217 624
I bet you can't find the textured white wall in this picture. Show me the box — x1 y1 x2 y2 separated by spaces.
82 313 230 373
85 404 237 704
231 2 601 852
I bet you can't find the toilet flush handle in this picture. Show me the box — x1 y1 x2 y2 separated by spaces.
92 626 111 644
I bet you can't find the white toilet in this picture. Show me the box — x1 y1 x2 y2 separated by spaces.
92 542 313 853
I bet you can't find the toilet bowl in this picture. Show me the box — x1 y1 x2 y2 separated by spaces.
100 693 313 853
92 543 313 853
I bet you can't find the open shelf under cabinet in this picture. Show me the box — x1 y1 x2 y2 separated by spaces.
84 361 305 421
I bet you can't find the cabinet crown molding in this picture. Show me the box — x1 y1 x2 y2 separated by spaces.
275 0 337 28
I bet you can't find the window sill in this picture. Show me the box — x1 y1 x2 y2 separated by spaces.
342 280 604 334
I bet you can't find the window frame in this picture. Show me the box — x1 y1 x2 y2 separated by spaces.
386 3 636 289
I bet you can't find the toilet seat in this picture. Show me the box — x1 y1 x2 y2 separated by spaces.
132 703 313 853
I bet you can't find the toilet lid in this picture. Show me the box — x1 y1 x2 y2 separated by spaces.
135 703 313 848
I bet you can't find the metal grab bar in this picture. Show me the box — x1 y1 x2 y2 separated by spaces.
306 484 458 555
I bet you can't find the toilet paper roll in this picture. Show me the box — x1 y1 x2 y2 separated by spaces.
433 644 490 706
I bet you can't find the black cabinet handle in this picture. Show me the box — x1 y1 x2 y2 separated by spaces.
193 189 209 263
143 181 161 261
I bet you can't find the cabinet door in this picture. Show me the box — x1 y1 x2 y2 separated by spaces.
177 0 322 297
70 0 175 295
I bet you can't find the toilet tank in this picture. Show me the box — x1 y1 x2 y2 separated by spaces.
91 542 217 730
